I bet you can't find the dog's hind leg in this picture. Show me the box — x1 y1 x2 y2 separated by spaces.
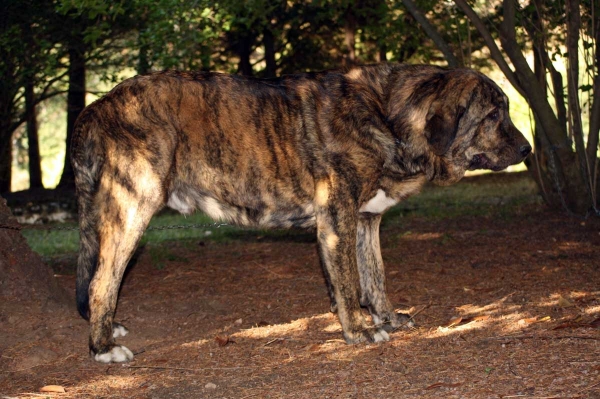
356 214 414 332
86 163 165 363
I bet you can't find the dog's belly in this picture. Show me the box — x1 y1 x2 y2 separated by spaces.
167 188 316 229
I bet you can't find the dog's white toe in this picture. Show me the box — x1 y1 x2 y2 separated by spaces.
112 324 129 338
94 345 134 363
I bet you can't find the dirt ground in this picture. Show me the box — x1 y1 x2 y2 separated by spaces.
1 175 599 398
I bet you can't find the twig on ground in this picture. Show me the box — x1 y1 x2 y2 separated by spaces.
390 301 432 332
263 337 284 346
124 365 256 372
577 378 600 393
484 334 600 341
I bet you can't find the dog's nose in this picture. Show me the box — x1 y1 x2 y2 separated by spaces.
519 144 532 158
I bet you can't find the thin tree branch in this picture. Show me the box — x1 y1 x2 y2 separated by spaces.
400 0 461 68
499 0 568 149
522 0 567 132
587 8 600 195
454 0 525 97
566 0 596 207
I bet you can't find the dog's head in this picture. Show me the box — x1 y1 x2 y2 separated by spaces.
393 68 531 185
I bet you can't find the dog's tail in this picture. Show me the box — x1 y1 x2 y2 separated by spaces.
72 111 105 321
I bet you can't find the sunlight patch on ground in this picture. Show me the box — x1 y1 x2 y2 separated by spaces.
570 290 600 299
556 241 586 250
430 317 490 337
180 339 209 348
454 295 519 317
234 314 332 339
72 375 142 395
322 320 342 333
399 232 444 241
583 305 600 315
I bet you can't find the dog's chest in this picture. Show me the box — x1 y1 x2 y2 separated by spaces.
360 176 426 214
359 189 398 214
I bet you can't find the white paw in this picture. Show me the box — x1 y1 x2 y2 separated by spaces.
373 329 390 343
112 324 129 338
94 345 134 363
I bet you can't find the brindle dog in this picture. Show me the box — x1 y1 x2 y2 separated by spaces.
71 63 531 362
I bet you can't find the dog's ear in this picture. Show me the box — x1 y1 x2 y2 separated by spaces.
424 102 466 156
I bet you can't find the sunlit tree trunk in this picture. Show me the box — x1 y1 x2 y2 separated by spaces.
25 82 43 189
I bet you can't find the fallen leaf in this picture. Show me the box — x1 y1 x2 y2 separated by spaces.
445 317 463 328
461 315 490 324
520 315 551 325
558 296 575 308
521 317 539 324
215 335 235 346
40 385 66 393
425 382 462 390
552 321 588 330
305 343 321 352
444 315 489 328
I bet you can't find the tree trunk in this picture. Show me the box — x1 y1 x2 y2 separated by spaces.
25 82 43 189
500 0 591 214
588 24 600 190
263 27 277 78
377 45 387 62
137 39 151 75
237 34 254 76
0 131 11 194
58 35 86 188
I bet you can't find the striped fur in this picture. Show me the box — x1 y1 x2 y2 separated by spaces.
72 63 530 362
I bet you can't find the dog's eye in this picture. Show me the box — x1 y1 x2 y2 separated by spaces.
489 109 500 121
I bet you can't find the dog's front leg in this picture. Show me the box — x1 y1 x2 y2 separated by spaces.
356 214 414 332
315 180 389 344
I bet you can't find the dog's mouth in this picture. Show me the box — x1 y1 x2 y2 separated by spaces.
468 153 504 171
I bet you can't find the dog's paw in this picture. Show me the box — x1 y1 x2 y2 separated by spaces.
112 323 129 338
343 327 389 344
93 345 134 363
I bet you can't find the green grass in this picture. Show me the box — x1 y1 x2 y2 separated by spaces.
22 172 542 262
385 172 542 221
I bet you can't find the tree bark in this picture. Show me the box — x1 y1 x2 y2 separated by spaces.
237 34 254 76
566 0 595 207
25 82 43 189
500 0 590 213
401 0 460 68
587 10 600 197
0 131 11 193
58 35 86 188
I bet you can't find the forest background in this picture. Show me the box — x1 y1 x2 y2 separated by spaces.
1 0 599 215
